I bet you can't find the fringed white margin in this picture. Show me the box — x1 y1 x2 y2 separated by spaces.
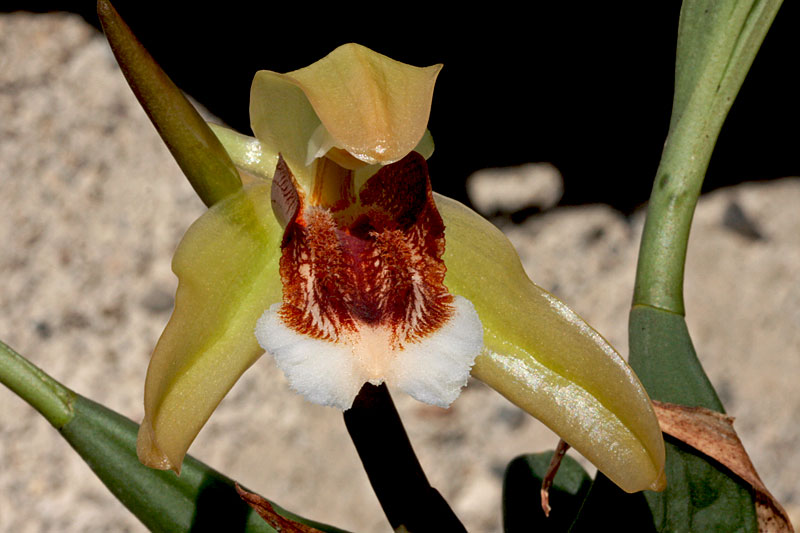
255 296 483 410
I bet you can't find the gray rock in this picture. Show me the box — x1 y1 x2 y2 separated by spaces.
467 162 564 215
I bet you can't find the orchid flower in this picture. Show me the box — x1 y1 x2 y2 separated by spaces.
104 16 665 494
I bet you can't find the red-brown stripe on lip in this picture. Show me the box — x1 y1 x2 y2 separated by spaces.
274 152 454 349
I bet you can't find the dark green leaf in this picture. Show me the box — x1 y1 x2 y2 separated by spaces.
629 306 722 409
60 394 350 533
502 452 591 533
628 305 757 532
568 472 656 533
1 338 346 533
96 0 242 207
672 0 783 133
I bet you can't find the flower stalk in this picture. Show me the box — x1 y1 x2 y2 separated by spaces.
343 383 465 532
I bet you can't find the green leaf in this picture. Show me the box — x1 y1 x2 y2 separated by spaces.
1 340 347 533
64 395 280 533
0 339 74 428
64 396 349 533
96 0 242 207
672 0 783 136
502 452 591 533
634 0 783 314
629 306 722 409
626 1 782 530
628 306 756 533
568 473 656 533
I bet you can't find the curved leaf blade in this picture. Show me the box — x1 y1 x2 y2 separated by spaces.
1 341 348 533
629 1 781 530
568 472 657 533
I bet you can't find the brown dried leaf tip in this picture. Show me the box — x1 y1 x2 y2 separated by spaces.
653 400 794 533
540 439 571 517
235 484 324 533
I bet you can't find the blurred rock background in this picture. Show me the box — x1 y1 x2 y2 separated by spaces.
1 11 798 533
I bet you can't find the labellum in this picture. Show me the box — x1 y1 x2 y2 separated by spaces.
255 153 482 410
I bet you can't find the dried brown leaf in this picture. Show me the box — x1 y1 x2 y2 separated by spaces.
653 400 794 533
540 438 571 517
235 483 324 533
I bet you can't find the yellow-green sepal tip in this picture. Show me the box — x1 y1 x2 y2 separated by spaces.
437 195 666 493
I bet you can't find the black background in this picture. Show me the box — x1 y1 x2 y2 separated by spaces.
7 2 798 213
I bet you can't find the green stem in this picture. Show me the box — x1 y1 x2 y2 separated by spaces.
632 110 715 315
633 0 783 314
343 383 466 532
0 339 74 428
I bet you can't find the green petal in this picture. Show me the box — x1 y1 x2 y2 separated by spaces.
436 195 665 493
138 183 282 472
212 124 435 187
208 123 279 180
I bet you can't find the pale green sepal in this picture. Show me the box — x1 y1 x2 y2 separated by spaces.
138 183 283 473
284 43 441 166
435 194 665 493
208 123 278 180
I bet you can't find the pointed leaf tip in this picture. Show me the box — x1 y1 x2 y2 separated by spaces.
97 0 241 207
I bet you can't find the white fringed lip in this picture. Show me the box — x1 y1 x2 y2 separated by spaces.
256 296 483 410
